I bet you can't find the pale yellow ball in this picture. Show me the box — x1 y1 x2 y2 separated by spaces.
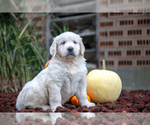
87 69 122 103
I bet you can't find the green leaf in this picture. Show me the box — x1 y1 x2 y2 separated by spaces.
19 13 37 39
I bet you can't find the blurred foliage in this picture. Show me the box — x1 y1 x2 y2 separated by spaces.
51 22 70 37
50 14 81 37
0 13 46 93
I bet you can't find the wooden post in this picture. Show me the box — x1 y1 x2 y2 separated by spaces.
45 0 52 61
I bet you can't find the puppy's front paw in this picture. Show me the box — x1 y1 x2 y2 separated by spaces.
85 102 95 108
51 105 63 112
51 107 57 112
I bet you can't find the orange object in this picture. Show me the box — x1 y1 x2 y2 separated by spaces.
70 95 91 106
44 60 50 68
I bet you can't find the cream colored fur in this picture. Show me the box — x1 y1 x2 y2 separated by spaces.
16 32 95 112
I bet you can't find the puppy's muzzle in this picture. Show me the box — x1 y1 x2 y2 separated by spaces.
67 47 74 56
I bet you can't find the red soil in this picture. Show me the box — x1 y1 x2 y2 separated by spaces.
0 90 150 113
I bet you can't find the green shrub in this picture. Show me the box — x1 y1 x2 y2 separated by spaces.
0 13 45 93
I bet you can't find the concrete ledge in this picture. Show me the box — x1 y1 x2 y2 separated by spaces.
109 68 150 90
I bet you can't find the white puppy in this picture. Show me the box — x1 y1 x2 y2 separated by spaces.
16 31 95 112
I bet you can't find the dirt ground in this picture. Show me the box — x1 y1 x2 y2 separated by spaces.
0 90 150 113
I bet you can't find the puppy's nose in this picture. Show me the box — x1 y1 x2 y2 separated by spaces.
68 47 73 52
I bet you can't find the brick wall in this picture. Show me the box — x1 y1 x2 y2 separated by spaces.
98 12 150 68
25 13 46 42
98 0 150 12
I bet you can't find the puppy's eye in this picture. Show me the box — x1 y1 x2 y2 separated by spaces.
62 41 66 45
73 41 77 44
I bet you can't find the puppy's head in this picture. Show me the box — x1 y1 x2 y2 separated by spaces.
50 32 85 57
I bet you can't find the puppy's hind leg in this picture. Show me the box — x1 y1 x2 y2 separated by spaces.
25 86 51 110
16 83 50 111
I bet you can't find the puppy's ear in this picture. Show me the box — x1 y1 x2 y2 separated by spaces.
50 38 57 57
80 38 85 55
